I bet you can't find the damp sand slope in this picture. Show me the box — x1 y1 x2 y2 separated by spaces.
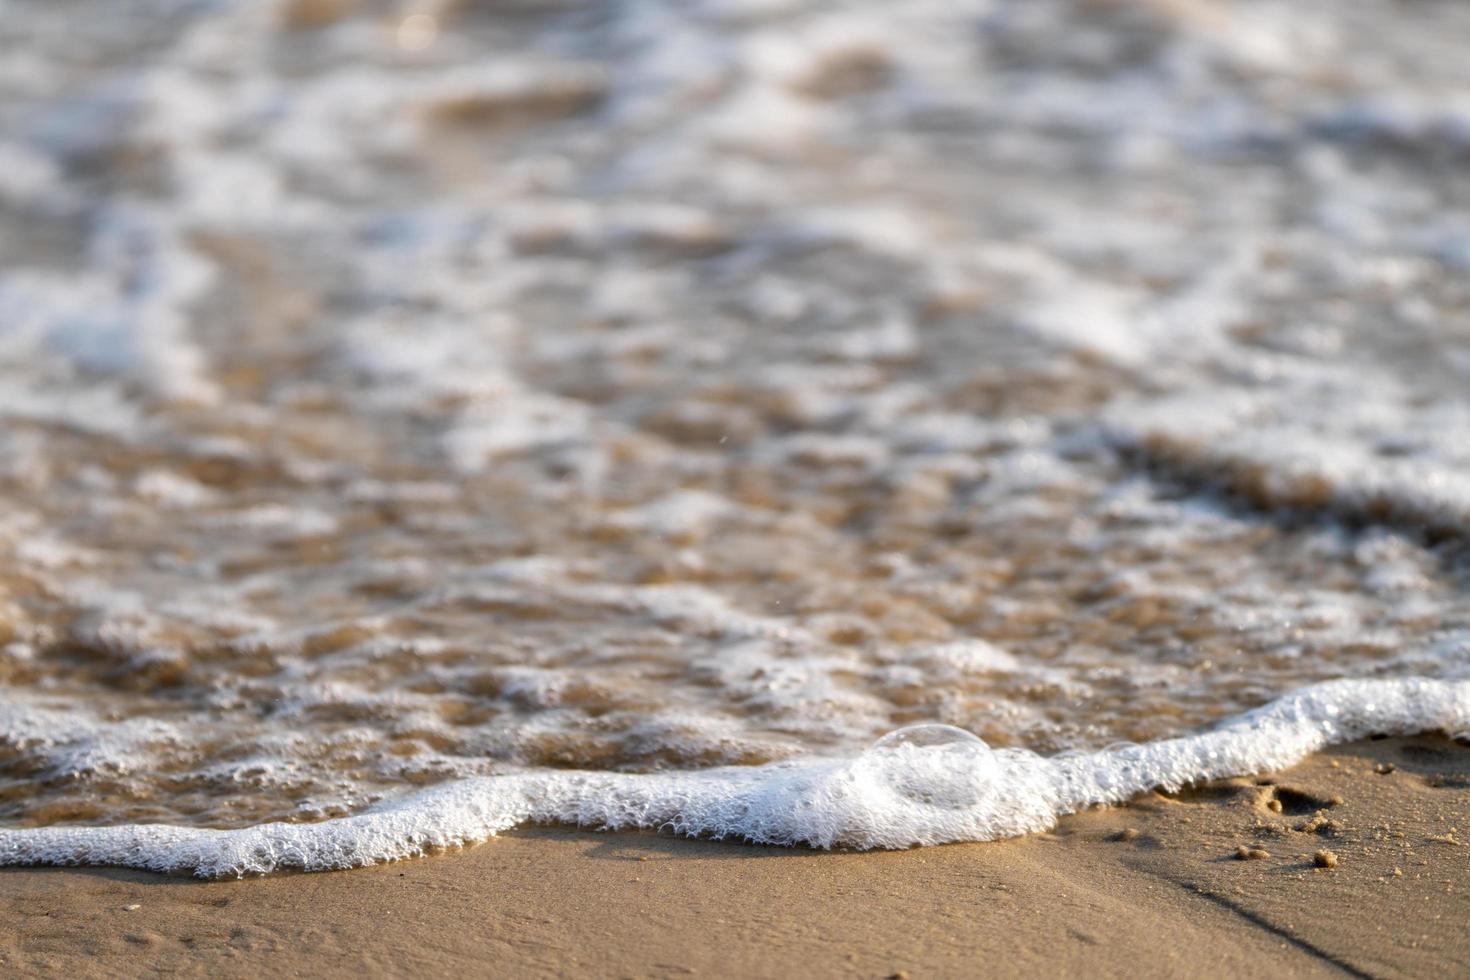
4 737 1468 979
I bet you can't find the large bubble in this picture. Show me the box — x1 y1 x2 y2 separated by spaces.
857 724 997 810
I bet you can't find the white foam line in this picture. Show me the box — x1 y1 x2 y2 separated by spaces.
2 678 1466 878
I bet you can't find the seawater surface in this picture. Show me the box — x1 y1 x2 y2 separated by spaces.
3 0 1470 875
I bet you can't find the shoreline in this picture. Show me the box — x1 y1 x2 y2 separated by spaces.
5 735 1469 977
5 676 1464 877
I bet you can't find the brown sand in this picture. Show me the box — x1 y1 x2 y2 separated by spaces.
4 736 1469 978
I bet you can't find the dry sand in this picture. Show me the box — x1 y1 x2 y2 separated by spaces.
4 736 1469 978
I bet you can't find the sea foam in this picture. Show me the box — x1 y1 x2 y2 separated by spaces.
3 677 1465 878
6 0 1470 881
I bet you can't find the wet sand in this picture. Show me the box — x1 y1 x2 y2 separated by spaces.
4 736 1468 978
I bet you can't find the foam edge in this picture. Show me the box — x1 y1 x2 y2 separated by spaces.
1 677 1465 878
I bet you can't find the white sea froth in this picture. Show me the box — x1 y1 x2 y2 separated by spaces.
4 0 1470 875
2 678 1466 877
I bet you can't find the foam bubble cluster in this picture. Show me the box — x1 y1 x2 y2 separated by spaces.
3 678 1464 877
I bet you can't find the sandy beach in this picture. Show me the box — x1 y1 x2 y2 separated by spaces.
6 735 1468 978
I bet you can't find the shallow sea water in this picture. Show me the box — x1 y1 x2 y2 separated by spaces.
4 0 1470 873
